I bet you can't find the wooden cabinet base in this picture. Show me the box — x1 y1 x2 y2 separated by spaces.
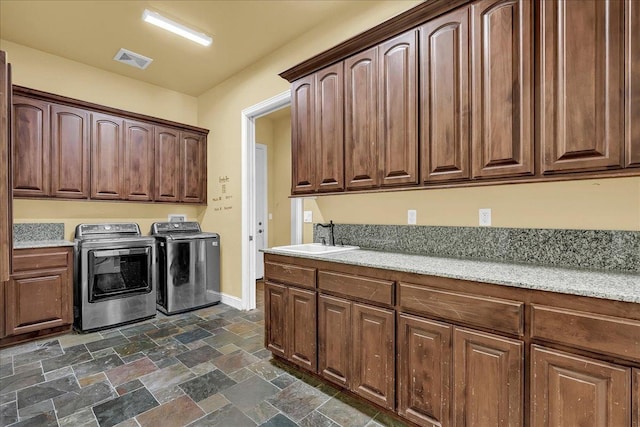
0 324 72 348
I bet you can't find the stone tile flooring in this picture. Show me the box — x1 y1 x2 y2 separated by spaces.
0 285 407 427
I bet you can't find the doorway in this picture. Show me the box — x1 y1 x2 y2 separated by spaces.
255 143 267 280
241 90 300 310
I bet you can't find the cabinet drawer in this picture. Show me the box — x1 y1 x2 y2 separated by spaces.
13 247 71 272
265 261 316 289
318 271 394 306
399 282 523 335
531 305 640 362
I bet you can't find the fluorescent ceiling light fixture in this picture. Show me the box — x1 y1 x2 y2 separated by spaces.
142 9 212 46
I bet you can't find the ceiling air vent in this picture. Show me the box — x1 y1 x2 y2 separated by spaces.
113 48 153 70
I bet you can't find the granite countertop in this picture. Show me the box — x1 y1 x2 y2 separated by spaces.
262 248 640 304
14 240 75 249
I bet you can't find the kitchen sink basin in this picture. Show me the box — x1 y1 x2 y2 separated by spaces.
270 243 359 255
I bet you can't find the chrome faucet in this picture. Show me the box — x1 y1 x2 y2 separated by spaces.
316 220 335 246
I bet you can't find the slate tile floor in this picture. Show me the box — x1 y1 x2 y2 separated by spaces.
0 284 407 427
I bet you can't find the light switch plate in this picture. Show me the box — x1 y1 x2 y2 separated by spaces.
408 209 417 225
303 211 313 223
479 208 492 226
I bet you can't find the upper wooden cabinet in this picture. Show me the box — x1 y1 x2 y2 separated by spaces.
291 63 345 194
12 96 50 197
91 112 124 200
291 75 315 194
155 126 181 203
378 30 419 187
627 0 640 168
281 0 639 196
12 87 208 204
540 0 625 173
420 8 471 183
123 120 154 201
315 63 344 192
471 0 533 178
345 47 380 190
50 103 90 199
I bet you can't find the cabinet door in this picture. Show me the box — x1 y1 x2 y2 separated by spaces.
352 303 395 410
154 126 181 202
5 269 71 336
180 131 206 203
50 103 90 198
264 282 287 359
12 96 50 196
453 327 523 426
379 30 418 187
291 75 315 194
540 0 624 173
398 314 451 427
315 63 344 192
91 112 124 200
288 287 317 372
421 8 470 183
124 120 154 201
626 0 640 168
318 294 351 388
634 369 639 427
531 345 631 427
345 47 379 189
471 0 533 178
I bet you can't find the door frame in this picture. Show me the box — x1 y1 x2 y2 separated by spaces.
255 143 268 279
241 90 290 310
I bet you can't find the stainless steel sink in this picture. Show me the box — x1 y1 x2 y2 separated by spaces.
270 243 359 255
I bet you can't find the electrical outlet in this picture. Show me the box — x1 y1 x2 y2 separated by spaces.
408 209 417 225
303 211 313 223
479 208 492 226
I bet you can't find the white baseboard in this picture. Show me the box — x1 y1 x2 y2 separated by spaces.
220 293 244 310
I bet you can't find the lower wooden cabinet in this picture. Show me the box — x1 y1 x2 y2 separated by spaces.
264 281 317 371
453 327 523 426
634 369 640 427
3 246 73 344
531 345 631 427
318 294 395 410
398 314 451 427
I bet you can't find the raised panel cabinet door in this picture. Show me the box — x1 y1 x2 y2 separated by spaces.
634 369 639 427
12 96 50 196
453 327 523 426
91 112 124 200
540 0 625 173
50 103 89 198
154 126 180 202
626 0 640 168
124 120 154 201
180 131 206 203
421 8 471 183
264 282 287 359
531 345 631 427
471 0 534 178
345 47 379 189
318 294 351 388
379 30 418 187
352 302 395 410
315 63 344 192
291 75 315 194
398 314 452 427
287 287 317 372
5 269 70 336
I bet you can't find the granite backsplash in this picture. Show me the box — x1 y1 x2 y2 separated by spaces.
313 224 640 273
13 223 65 242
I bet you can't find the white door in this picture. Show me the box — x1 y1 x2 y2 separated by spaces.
255 144 268 279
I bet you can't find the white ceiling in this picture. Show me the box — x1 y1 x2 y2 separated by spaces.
0 0 390 96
